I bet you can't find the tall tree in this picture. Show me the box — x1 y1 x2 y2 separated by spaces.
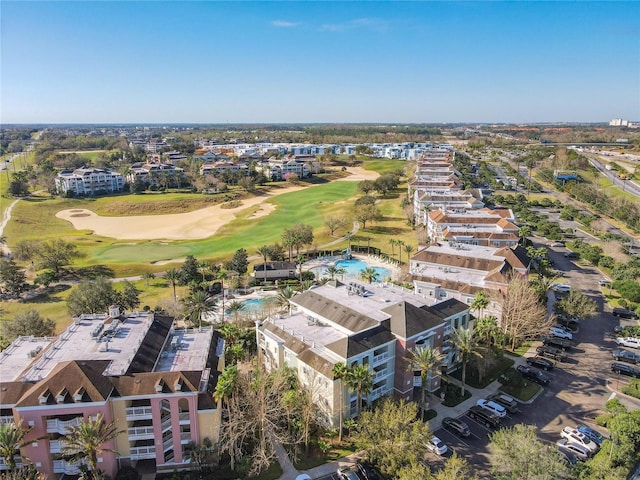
470 290 490 320
397 241 406 264
389 239 398 261
164 268 181 302
359 267 379 284
227 249 249 275
256 245 271 285
518 225 532 247
0 310 55 342
67 278 117 316
226 300 246 325
182 290 217 328
61 414 120 480
325 216 348 237
554 290 598 320
402 244 414 264
0 422 31 471
489 424 571 480
179 255 201 285
142 271 155 286
0 259 26 296
346 364 374 416
352 398 430 478
450 327 483 396
406 345 443 420
36 239 79 278
434 453 479 480
332 362 349 442
276 286 297 315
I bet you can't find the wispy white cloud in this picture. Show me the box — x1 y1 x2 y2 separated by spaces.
319 17 391 33
271 20 301 28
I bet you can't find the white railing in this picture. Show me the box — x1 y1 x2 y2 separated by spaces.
413 375 422 387
52 460 84 474
163 438 174 451
127 426 155 440
180 432 192 443
125 406 152 420
161 417 172 431
0 416 14 425
130 445 156 460
178 412 190 423
372 352 388 365
49 440 63 454
46 417 82 434
0 456 22 470
373 369 388 381
371 385 389 398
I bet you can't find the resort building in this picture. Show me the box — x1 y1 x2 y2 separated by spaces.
252 261 298 281
256 280 470 426
426 208 516 245
55 168 126 196
0 307 223 479
408 244 531 317
126 162 185 187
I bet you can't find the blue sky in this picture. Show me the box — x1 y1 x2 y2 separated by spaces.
2 1 638 124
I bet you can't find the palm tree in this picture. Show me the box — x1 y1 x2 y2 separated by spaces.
142 271 155 287
406 345 443 420
165 268 181 301
397 240 406 264
332 362 349 442
295 254 306 284
388 238 398 261
182 290 217 328
518 226 532 247
470 290 490 321
217 269 229 323
226 300 246 325
213 365 238 468
474 316 499 346
359 267 379 284
256 245 271 285
198 260 210 283
0 422 31 471
325 265 339 280
450 327 483 397
346 364 374 416
402 244 414 264
276 286 297 315
61 414 119 480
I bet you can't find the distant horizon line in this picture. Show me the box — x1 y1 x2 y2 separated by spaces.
0 121 626 128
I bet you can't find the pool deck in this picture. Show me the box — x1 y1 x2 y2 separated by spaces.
303 253 401 281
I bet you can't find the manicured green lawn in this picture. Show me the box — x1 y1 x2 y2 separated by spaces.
500 382 541 402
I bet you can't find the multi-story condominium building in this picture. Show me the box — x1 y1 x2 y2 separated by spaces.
55 168 126 196
126 162 185 187
426 208 516 245
408 244 531 317
199 161 250 178
413 190 485 225
0 307 223 479
256 280 470 426
257 156 321 180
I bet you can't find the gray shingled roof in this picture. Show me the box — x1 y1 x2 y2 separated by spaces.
428 298 469 318
382 301 445 338
291 291 378 332
325 325 395 359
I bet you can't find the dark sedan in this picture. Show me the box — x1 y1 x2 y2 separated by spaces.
526 356 555 371
516 364 550 385
611 362 640 378
442 416 471 437
536 345 569 362
612 349 640 364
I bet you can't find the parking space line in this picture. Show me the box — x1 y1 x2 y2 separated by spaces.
436 428 470 448
462 414 494 433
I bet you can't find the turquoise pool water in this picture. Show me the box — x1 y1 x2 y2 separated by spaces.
226 297 276 314
334 259 391 280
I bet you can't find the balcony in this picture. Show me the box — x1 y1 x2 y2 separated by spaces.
163 438 174 452
130 445 156 460
180 432 192 444
49 440 63 454
52 460 84 474
372 352 389 366
161 417 172 432
127 426 155 441
125 406 153 421
46 417 82 434
0 416 14 425
178 412 190 424
0 456 22 471
373 369 388 381
371 385 389 399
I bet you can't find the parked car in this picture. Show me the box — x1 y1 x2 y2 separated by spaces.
558 448 579 466
557 439 590 461
564 252 579 259
526 356 555 371
467 405 501 428
561 426 599 454
426 436 448 456
613 308 638 319
550 326 573 340
337 466 361 480
536 345 569 362
552 284 572 293
442 417 471 437
489 393 519 414
556 316 579 330
542 336 574 350
550 242 565 247
599 279 611 287
611 349 640 364
615 337 640 349
611 362 640 378
355 462 383 480
476 399 507 418
516 365 550 385
576 425 608 446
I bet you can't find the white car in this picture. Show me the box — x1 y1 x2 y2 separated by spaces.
560 426 599 454
552 284 571 294
616 337 640 349
426 436 448 455
557 439 590 461
550 326 573 340
476 399 507 418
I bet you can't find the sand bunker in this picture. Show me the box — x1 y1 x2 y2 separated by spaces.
55 167 379 241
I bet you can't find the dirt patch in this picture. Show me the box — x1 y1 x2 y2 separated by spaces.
336 166 380 182
151 258 186 265
70 213 90 217
248 203 276 219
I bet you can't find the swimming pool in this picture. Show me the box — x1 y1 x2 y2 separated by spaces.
226 297 277 314
334 259 391 281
